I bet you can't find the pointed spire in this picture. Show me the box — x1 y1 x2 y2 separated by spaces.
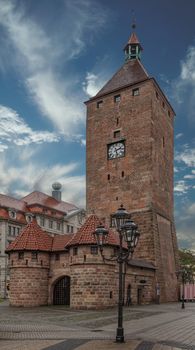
124 17 143 61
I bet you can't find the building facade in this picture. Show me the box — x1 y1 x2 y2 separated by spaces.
7 215 156 308
0 183 85 298
85 30 179 302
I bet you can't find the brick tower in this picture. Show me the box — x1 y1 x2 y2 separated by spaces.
85 28 179 302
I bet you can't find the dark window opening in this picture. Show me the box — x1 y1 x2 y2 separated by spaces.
73 247 78 256
156 91 159 99
97 100 103 108
107 174 110 181
55 253 60 261
116 117 119 126
114 94 121 103
25 259 28 265
31 252 38 260
18 252 24 260
110 291 113 299
168 110 171 117
114 130 120 138
163 137 165 148
84 254 86 262
41 260 43 266
121 171 124 177
116 196 118 200
91 246 98 255
132 88 139 96
162 101 165 108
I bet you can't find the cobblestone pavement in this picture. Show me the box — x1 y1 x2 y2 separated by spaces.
0 301 195 349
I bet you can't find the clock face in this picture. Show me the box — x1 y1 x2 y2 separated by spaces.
108 142 125 159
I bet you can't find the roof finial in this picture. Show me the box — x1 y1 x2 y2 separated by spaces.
131 9 136 30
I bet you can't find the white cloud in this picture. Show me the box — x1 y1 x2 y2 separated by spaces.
0 0 107 137
184 174 195 180
0 105 59 148
174 180 189 194
0 147 86 207
82 72 106 97
172 45 195 122
175 133 183 139
176 201 195 250
175 146 195 167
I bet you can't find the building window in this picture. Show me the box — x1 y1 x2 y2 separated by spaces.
114 130 120 138
18 252 24 260
31 252 38 260
97 100 103 108
13 227 16 236
114 94 121 103
40 217 45 226
116 117 119 126
168 110 171 117
67 225 74 233
26 215 32 223
110 216 116 228
49 220 53 229
73 247 78 256
116 196 118 200
110 291 113 299
162 101 165 108
132 88 139 96
107 174 110 181
51 211 56 216
91 246 98 255
17 227 20 235
55 253 60 261
57 222 61 231
162 137 165 148
156 91 159 99
121 171 124 177
8 226 11 236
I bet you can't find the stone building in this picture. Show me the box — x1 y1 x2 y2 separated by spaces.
85 29 179 302
7 215 155 308
6 27 179 307
0 183 85 298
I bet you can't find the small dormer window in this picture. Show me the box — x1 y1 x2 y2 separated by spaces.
132 88 139 96
97 100 103 109
114 94 121 103
26 215 33 223
9 210 16 219
32 252 38 260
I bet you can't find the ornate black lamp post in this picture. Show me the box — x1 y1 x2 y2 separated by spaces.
93 205 140 343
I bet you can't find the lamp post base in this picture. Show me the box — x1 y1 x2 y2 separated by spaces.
116 327 124 343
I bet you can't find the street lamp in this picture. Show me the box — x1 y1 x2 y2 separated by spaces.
176 267 191 309
93 205 140 343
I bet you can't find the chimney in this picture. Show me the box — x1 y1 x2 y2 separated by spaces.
52 182 62 201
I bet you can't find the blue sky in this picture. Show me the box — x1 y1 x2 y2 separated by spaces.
0 0 194 250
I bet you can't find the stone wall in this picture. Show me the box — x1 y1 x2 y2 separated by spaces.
8 251 49 306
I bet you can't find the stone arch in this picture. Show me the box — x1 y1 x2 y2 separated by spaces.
49 275 71 305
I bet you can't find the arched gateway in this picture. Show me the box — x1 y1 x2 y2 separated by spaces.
53 276 70 305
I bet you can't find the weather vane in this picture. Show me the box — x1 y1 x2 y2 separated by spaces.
131 9 136 30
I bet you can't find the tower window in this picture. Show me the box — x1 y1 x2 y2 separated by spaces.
114 94 121 103
55 253 60 261
116 117 119 126
73 247 78 256
91 246 98 255
162 137 165 148
97 100 103 108
121 171 124 177
162 101 165 108
114 130 120 138
168 110 171 117
107 174 110 181
31 252 38 260
18 252 24 260
132 88 139 96
116 196 118 200
156 91 159 99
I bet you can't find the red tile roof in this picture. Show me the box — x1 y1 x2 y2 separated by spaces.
127 32 141 45
0 194 26 211
6 219 53 252
22 191 78 213
67 215 119 247
94 59 149 98
52 234 73 251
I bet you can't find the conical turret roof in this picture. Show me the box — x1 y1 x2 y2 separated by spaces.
67 214 119 247
6 218 53 252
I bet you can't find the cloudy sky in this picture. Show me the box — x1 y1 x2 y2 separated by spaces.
0 0 194 249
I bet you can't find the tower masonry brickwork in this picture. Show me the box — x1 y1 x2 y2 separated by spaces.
85 30 179 302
